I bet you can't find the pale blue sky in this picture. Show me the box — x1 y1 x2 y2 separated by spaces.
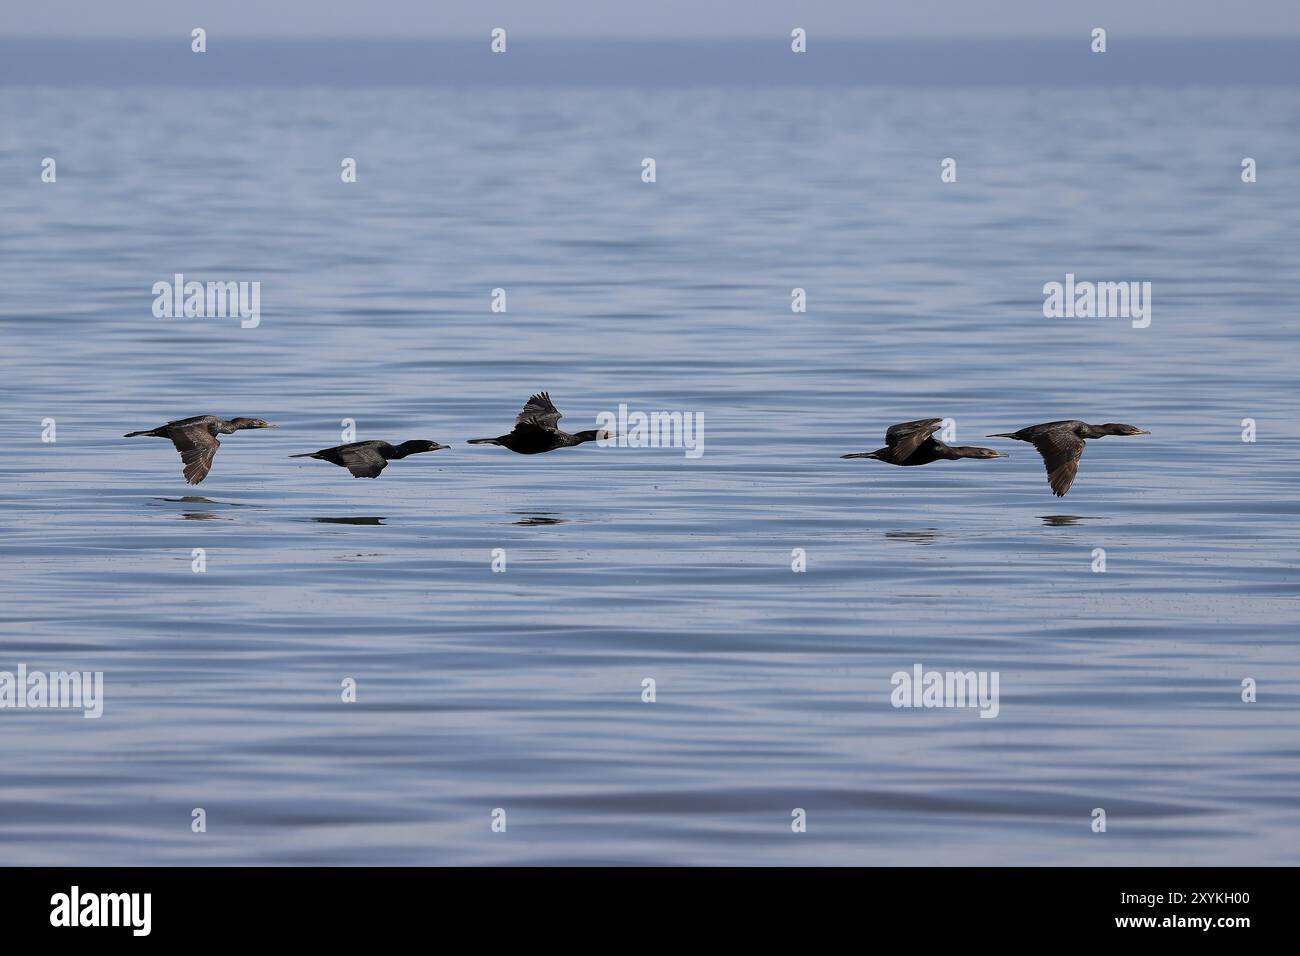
5 0 1296 37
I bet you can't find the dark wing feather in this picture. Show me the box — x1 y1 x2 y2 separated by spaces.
169 425 220 485
515 392 562 429
884 419 943 463
336 444 389 478
1030 429 1085 497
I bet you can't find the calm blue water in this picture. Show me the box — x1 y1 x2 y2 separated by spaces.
1 78 1298 865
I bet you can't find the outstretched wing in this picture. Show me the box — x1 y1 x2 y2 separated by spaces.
170 425 220 485
1030 429 1085 497
884 419 943 463
336 444 389 479
515 392 562 429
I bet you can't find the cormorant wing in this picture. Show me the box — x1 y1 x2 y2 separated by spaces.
515 392 562 429
170 424 220 485
884 419 943 463
336 443 389 478
167 414 213 430
1029 428 1085 497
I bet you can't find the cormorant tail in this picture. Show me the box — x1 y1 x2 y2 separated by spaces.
986 432 1019 439
123 429 155 438
466 438 501 445
289 452 321 459
840 452 879 459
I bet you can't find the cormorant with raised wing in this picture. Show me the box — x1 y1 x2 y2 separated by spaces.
123 415 275 484
841 419 1007 466
290 439 448 478
467 392 612 455
986 420 1149 496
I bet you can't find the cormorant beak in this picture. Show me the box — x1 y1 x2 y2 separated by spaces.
433 443 450 450
1135 429 1151 435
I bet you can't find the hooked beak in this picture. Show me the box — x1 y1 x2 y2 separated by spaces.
1135 429 1151 435
433 442 450 450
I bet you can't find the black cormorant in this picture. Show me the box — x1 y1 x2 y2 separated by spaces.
841 419 1007 466
123 415 275 484
467 392 612 455
986 420 1149 496
290 439 448 478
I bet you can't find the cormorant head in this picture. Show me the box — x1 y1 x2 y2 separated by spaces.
1099 423 1150 436
230 418 276 430
397 440 449 455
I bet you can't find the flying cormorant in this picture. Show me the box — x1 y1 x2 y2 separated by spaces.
290 439 448 478
467 392 613 455
123 415 275 484
841 419 1007 466
986 420 1149 496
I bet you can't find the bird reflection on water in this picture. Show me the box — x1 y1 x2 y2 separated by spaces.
884 529 943 545
1040 515 1088 527
512 512 566 526
153 496 244 521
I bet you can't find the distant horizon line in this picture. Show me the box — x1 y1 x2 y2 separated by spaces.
6 35 1297 87
5 33 1300 40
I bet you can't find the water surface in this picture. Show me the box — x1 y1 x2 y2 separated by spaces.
1 82 1298 865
